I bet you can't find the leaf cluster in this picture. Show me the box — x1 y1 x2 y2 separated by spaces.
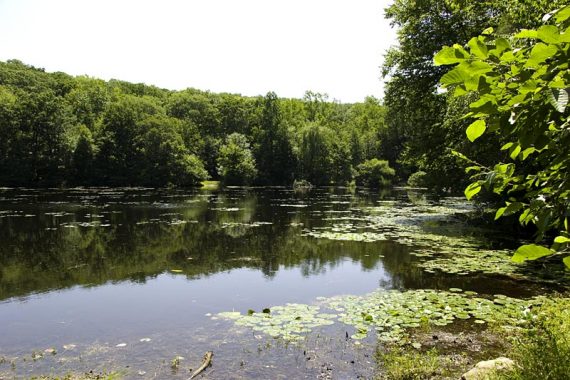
436 5 570 267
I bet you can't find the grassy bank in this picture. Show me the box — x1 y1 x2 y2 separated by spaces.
375 297 570 380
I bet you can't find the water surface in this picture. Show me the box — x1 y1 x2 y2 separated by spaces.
0 187 561 378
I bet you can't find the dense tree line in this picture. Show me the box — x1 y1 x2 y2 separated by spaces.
0 60 391 188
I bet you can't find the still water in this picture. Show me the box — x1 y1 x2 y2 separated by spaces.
0 187 561 378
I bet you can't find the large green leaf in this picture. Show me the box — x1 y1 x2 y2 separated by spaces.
464 182 481 200
563 256 570 269
494 202 523 220
468 37 489 59
511 244 554 263
466 120 486 142
525 43 558 68
440 66 471 85
537 25 560 44
434 45 469 66
554 5 570 23
515 29 538 39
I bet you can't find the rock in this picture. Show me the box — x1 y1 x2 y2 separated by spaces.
462 357 515 380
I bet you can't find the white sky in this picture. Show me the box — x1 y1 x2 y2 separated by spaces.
0 0 397 102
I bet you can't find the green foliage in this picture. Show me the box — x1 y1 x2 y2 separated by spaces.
382 0 567 191
298 123 334 185
498 298 570 380
436 4 570 266
71 126 94 185
406 171 428 188
217 133 257 185
0 59 388 188
355 159 395 188
138 116 208 186
254 92 296 185
377 348 450 380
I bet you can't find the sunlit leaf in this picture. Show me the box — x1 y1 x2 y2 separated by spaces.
537 25 560 44
511 244 554 263
434 45 470 65
464 182 481 200
466 120 486 142
554 236 570 244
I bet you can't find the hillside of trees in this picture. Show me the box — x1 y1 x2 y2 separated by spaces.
0 60 391 188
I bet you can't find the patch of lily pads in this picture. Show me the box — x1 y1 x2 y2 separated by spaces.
299 198 567 282
216 289 546 343
324 289 543 342
418 249 520 276
217 303 336 341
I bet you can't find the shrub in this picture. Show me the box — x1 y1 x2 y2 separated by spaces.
355 159 395 188
217 133 257 185
407 171 428 188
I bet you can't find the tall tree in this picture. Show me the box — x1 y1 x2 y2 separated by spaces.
254 92 296 185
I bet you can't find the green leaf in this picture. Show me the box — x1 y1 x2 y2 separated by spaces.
482 27 494 35
466 120 486 142
500 51 516 62
434 45 469 66
464 182 481 200
495 207 506 220
451 150 469 161
515 29 538 39
519 208 532 224
440 67 471 85
511 244 554 263
563 256 570 269
547 89 569 113
554 6 570 23
525 43 558 68
537 25 560 44
454 85 468 96
521 147 536 160
491 38 510 56
495 202 522 220
509 145 521 160
554 236 570 244
468 37 488 59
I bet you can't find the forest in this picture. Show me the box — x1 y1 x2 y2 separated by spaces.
0 0 570 378
0 59 392 188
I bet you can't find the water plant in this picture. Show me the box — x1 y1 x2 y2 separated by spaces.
217 289 549 343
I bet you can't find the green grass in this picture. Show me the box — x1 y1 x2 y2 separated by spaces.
376 347 454 380
375 297 570 380
497 297 570 380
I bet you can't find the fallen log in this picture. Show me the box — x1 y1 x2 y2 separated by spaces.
189 351 213 379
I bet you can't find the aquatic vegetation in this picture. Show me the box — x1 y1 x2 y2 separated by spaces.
217 289 546 343
302 230 388 243
326 289 543 342
217 304 336 341
418 249 520 276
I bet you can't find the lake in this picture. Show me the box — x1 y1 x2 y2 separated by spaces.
0 187 565 379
